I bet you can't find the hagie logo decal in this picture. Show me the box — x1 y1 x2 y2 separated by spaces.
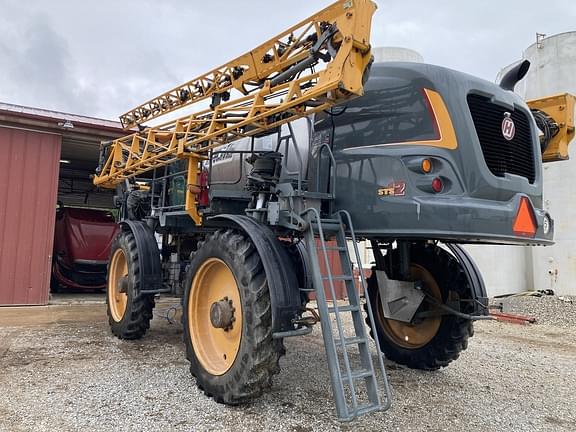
378 181 406 197
501 112 515 141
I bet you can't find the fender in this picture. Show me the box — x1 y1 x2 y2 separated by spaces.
119 220 163 294
446 244 489 315
209 215 302 334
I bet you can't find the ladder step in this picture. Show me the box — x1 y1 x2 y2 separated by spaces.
321 246 348 252
327 305 360 313
302 211 392 420
335 336 367 346
356 404 382 416
319 218 341 224
314 227 340 234
350 369 374 380
310 220 342 232
322 275 354 281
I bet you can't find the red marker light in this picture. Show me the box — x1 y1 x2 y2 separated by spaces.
198 170 210 206
431 177 443 193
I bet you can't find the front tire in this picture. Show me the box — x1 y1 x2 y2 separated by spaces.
366 243 474 370
106 230 155 339
183 230 284 404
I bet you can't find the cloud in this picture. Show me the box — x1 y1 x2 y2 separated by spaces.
0 0 575 119
0 1 183 118
0 12 99 115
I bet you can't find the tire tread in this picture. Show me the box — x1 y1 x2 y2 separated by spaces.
106 231 155 340
183 229 284 404
365 243 474 371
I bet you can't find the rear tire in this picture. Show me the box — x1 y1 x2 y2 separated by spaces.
106 230 155 340
183 229 284 404
365 243 473 370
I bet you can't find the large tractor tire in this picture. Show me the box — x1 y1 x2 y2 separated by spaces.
106 230 155 339
183 230 284 404
365 243 473 370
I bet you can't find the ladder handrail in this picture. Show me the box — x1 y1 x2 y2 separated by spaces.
301 207 359 416
303 208 392 420
280 121 305 193
315 143 337 199
337 209 392 410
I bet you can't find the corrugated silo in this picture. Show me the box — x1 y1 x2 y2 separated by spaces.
372 46 424 63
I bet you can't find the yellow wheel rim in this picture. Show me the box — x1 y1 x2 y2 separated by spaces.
188 258 242 376
108 248 128 322
377 264 442 349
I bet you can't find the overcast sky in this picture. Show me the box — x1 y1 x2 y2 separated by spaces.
1 0 575 120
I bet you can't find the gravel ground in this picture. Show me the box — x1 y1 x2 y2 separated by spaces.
492 294 576 328
0 297 575 432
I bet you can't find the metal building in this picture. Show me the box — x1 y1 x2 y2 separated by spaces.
468 32 576 296
371 46 424 63
0 103 125 305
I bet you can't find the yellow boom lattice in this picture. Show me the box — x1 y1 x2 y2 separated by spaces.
94 0 377 191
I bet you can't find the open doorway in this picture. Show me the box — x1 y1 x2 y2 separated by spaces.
50 131 122 300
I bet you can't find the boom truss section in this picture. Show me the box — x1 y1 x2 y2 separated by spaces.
93 0 377 189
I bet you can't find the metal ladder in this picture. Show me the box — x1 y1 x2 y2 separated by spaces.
301 208 392 421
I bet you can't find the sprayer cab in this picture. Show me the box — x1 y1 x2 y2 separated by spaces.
308 62 554 245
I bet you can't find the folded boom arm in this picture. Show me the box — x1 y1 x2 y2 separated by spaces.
94 0 377 191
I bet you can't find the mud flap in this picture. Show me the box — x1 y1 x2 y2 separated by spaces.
445 244 489 316
118 220 163 294
208 215 302 333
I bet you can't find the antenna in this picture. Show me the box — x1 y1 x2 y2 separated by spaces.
536 33 546 49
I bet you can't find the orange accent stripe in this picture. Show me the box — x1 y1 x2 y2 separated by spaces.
420 89 458 150
343 88 458 151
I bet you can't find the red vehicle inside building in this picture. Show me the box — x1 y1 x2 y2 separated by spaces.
51 205 119 291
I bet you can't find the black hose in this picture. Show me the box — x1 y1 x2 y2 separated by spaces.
531 108 559 153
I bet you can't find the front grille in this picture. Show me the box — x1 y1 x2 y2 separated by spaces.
467 94 535 183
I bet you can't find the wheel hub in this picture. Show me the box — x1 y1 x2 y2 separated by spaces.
188 258 243 375
210 297 236 331
118 277 129 294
